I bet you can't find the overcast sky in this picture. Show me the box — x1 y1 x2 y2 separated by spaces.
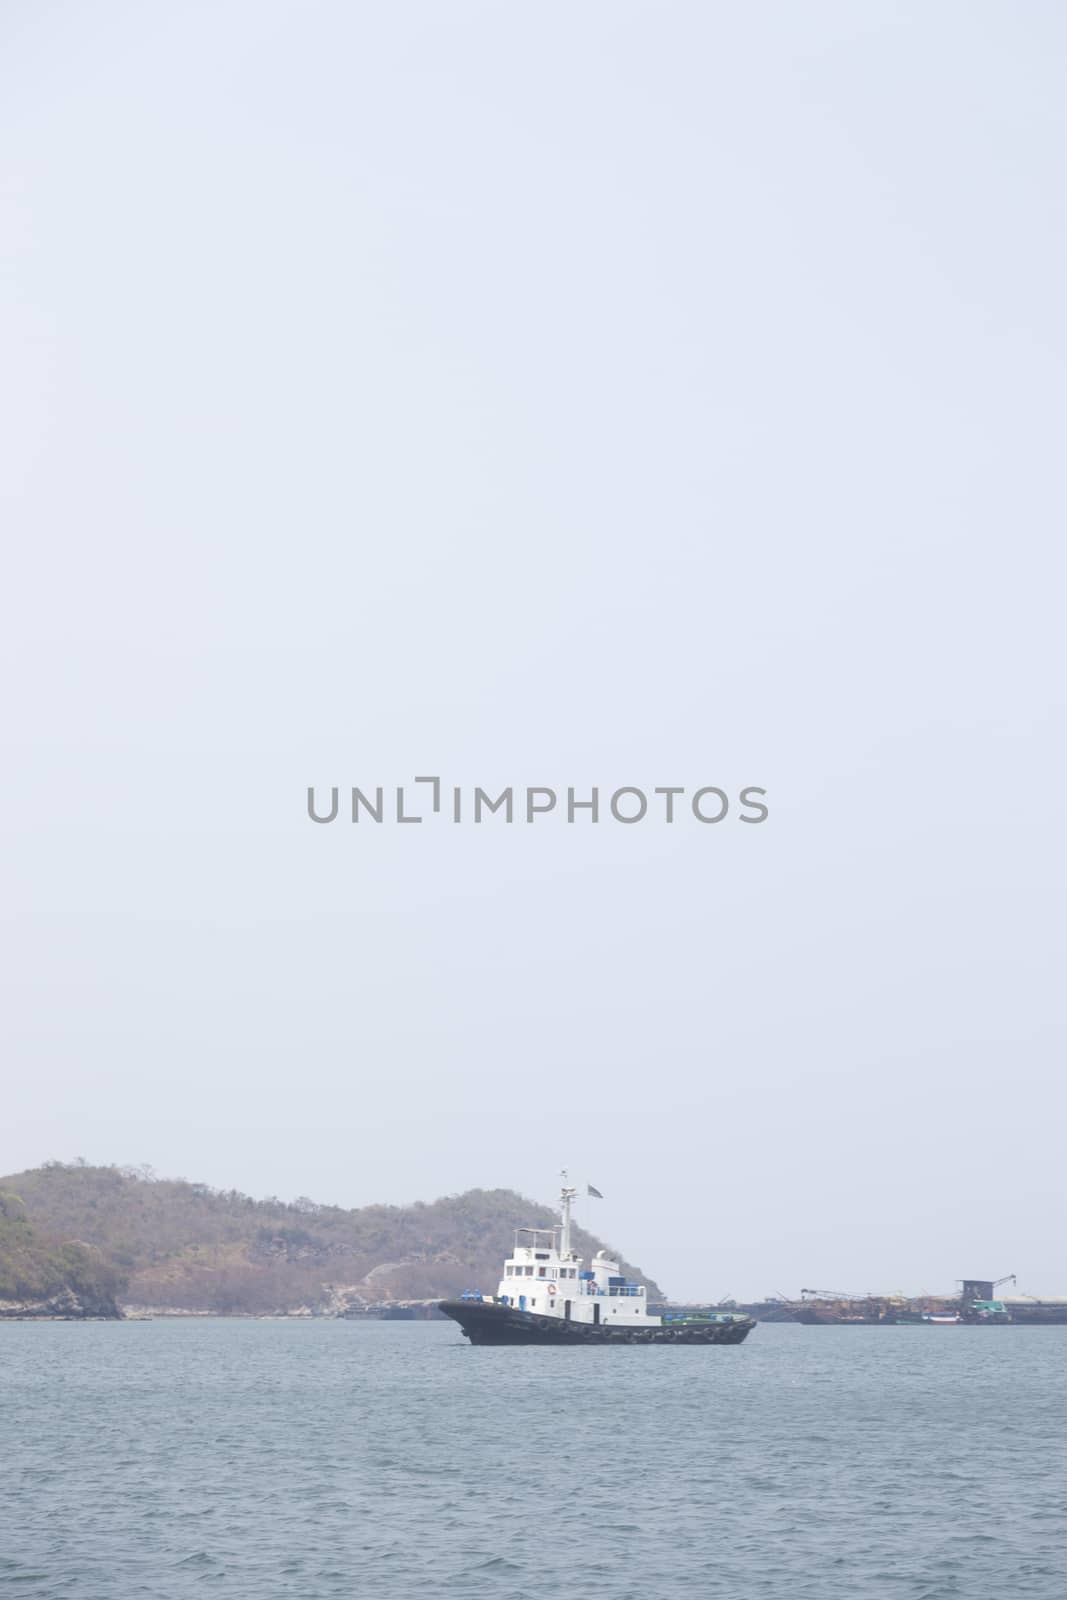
2 1 1064 1300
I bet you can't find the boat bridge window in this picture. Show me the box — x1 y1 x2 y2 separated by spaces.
538 1268 546 1277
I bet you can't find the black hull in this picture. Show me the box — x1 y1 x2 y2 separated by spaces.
439 1299 755 1346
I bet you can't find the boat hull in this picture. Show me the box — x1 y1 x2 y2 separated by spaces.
439 1299 755 1346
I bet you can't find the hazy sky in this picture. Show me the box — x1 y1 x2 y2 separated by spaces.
3 2 1064 1300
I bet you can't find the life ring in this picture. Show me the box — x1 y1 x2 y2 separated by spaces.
547 1283 557 1297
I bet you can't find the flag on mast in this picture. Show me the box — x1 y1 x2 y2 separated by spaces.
587 1184 604 1199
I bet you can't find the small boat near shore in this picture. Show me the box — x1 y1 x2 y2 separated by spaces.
439 1178 755 1347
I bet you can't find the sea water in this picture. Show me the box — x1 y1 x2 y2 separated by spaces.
3 1319 1065 1597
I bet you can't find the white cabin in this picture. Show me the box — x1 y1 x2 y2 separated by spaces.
494 1181 660 1328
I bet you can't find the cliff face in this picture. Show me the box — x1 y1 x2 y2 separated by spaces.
0 1282 122 1319
0 1164 664 1315
0 1193 122 1318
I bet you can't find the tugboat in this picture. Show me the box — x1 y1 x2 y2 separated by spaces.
439 1178 755 1346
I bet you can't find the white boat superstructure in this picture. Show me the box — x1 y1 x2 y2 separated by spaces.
495 1178 653 1330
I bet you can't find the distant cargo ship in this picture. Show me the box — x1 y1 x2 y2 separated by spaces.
998 1299 1067 1324
439 1178 755 1346
788 1278 1067 1326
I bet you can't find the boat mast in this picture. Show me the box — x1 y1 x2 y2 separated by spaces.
559 1171 577 1259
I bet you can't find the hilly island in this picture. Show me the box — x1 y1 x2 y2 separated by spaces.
0 1163 663 1318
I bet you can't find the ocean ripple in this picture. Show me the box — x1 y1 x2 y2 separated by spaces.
3 1321 1066 1597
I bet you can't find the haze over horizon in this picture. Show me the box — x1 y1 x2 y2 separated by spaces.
3 2 1064 1302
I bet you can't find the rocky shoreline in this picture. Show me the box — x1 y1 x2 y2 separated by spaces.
0 1287 122 1320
